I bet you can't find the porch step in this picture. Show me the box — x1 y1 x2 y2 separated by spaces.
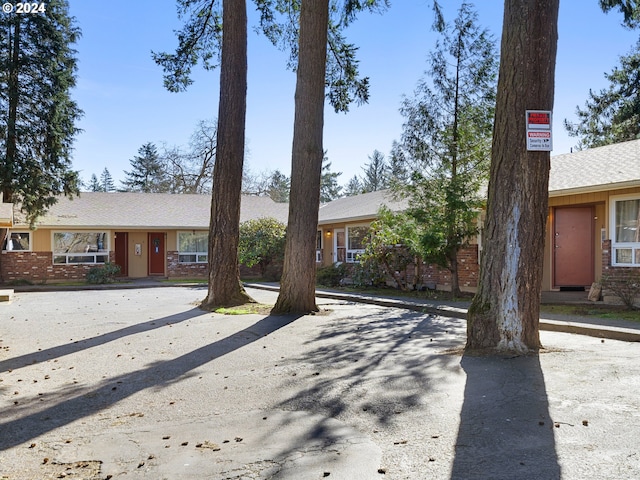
0 289 14 303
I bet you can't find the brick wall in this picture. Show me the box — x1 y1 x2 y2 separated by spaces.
167 251 208 278
1 251 115 283
601 239 640 281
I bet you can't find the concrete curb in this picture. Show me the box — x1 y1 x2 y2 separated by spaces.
245 283 640 343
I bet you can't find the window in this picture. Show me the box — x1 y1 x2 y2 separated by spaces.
53 231 109 264
178 231 208 263
610 195 640 266
2 231 31 251
346 225 369 263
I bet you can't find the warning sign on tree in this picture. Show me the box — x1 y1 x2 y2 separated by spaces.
526 110 552 151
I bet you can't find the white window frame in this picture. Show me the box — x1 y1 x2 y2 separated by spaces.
52 230 110 265
2 230 32 252
346 224 369 263
177 231 208 264
609 193 640 267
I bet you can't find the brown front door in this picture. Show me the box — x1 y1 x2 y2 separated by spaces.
553 207 594 287
114 232 128 276
148 232 165 276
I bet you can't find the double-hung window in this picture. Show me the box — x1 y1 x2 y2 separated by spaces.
178 231 208 263
346 225 369 263
53 231 109 264
610 194 640 266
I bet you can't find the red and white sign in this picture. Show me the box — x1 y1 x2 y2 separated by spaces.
526 110 552 151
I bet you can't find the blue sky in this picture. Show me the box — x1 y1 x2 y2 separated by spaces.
68 1 638 187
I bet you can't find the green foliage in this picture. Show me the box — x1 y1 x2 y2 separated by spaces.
600 272 640 309
86 263 121 284
320 159 342 202
565 40 640 149
99 168 116 192
599 0 640 28
238 217 286 275
358 206 420 290
254 0 389 113
394 3 497 290
0 0 82 226
267 170 290 202
121 142 167 193
361 149 389 192
315 262 349 287
152 0 223 92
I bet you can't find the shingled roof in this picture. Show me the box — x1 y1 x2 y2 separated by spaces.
27 192 289 229
318 189 408 225
549 139 640 196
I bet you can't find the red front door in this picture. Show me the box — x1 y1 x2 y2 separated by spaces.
114 232 128 276
553 207 594 287
148 232 165 276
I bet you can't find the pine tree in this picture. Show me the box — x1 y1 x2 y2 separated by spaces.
268 170 290 202
565 41 640 148
121 142 167 192
0 0 82 225
343 174 363 196
320 159 342 202
100 168 115 192
362 149 388 192
398 2 498 296
87 174 101 192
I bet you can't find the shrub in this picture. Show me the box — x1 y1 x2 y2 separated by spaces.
316 263 349 287
600 272 640 309
239 218 286 277
86 263 121 284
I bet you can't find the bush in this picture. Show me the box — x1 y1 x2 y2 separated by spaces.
351 258 386 288
600 272 640 309
316 263 349 287
86 263 121 284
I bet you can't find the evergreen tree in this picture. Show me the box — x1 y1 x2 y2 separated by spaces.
0 0 82 226
320 159 342 202
398 2 498 296
100 168 115 192
599 0 640 28
156 0 253 307
121 142 167 192
467 0 559 353
362 149 388 192
87 174 101 192
268 169 290 202
565 40 640 148
343 174 363 196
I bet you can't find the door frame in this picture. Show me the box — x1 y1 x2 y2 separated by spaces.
552 206 595 288
147 232 166 276
333 228 345 264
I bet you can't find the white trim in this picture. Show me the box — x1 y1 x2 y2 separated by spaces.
177 230 208 264
52 230 110 265
2 230 32 252
345 224 369 263
609 193 640 267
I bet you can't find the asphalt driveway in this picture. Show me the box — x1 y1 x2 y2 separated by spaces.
1 286 639 479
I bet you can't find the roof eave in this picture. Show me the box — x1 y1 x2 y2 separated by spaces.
549 179 640 198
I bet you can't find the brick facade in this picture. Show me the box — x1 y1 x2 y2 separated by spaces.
1 251 116 283
166 251 208 278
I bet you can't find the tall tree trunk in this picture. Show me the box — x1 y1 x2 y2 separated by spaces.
201 0 253 309
3 19 20 203
449 246 461 297
466 0 558 353
272 0 329 314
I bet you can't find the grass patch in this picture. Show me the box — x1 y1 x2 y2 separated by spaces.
214 303 273 315
540 304 640 323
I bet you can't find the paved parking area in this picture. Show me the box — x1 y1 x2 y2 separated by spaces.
1 286 639 479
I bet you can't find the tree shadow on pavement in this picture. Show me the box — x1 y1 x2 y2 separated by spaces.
0 313 302 451
270 306 466 452
0 308 204 373
450 353 561 480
